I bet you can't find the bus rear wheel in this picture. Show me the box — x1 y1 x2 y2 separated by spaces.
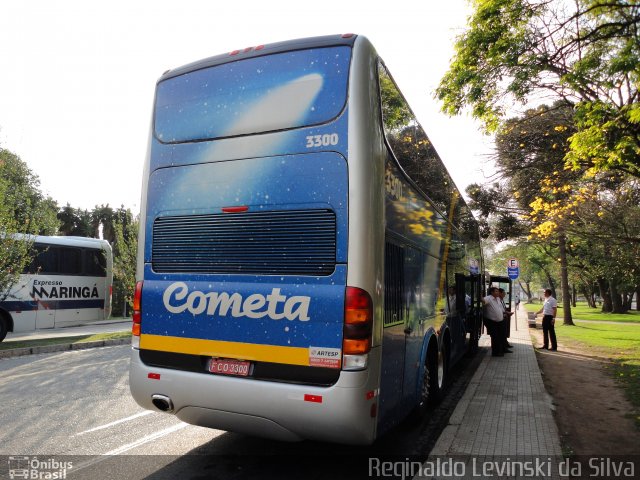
412 362 432 419
413 344 442 418
431 342 449 404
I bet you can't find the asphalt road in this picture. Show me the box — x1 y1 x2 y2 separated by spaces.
0 345 484 479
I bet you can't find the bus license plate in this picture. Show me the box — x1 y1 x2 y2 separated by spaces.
209 358 251 377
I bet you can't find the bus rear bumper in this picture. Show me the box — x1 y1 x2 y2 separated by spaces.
129 348 381 445
177 407 303 441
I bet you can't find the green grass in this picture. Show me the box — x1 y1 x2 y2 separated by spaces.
0 331 131 351
566 304 640 322
523 302 541 313
524 301 640 323
555 322 640 429
557 322 640 351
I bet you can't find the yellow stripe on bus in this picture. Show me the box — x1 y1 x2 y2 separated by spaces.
139 334 310 366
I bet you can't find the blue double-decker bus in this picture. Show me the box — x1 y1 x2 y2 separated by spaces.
129 34 484 445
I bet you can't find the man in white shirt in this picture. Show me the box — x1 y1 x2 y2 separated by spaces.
536 289 558 350
482 287 506 357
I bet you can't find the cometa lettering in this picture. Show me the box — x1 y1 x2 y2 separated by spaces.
163 282 311 321
32 285 100 299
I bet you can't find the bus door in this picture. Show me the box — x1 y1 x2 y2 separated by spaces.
456 273 482 354
445 273 467 361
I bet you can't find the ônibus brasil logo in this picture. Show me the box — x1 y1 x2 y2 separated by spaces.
8 456 73 479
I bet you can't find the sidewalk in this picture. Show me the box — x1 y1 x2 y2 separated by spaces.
424 305 563 476
0 318 132 359
4 318 131 342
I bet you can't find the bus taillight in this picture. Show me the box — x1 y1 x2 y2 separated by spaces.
132 281 143 339
343 287 372 356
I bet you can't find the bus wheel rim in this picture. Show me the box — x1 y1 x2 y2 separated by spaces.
437 349 445 389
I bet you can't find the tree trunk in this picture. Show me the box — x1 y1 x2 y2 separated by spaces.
623 292 633 312
610 280 625 314
597 277 613 312
636 285 640 312
558 233 574 325
519 280 532 302
543 269 556 299
581 284 595 308
571 284 577 307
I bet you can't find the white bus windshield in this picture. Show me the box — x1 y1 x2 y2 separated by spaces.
154 46 351 143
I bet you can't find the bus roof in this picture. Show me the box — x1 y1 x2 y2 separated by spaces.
159 34 360 83
12 234 111 251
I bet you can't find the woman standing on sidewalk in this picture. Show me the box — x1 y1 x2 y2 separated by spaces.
536 289 558 351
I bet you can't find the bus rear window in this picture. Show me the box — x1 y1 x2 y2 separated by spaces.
154 46 351 143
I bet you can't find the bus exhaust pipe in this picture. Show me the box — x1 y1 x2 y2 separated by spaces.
151 394 174 412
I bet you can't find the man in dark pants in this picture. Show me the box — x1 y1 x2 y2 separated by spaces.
482 287 506 356
536 289 558 350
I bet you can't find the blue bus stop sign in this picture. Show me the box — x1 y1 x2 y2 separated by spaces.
508 267 519 280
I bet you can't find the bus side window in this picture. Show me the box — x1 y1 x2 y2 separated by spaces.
85 249 107 277
59 247 82 275
23 245 40 274
35 245 59 274
384 241 405 326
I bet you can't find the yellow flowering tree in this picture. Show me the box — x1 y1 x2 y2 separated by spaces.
472 103 640 315
466 104 578 323
437 0 640 178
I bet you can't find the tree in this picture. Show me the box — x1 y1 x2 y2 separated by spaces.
0 148 59 235
91 205 115 243
467 103 580 236
467 102 640 315
111 209 138 317
0 175 31 302
486 241 550 302
467 104 578 323
56 203 140 317
437 0 640 178
58 204 93 237
562 173 640 312
0 147 59 301
438 0 640 315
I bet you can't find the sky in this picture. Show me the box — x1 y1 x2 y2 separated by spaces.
0 0 495 213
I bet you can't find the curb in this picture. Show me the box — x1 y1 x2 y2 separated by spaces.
0 337 131 359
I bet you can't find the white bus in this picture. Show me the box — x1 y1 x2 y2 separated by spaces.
130 34 484 444
0 235 113 341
